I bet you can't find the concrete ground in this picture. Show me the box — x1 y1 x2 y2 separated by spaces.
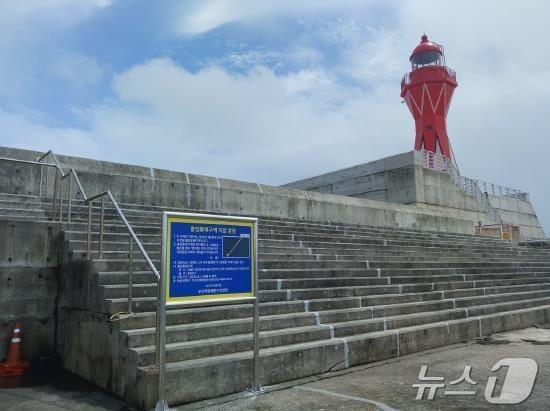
0 363 132 411
1 326 548 410
183 325 550 411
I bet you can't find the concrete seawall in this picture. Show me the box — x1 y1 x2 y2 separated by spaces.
0 146 474 234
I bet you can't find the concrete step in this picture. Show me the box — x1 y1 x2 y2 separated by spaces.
102 275 550 313
113 281 550 332
0 207 48 218
129 305 550 408
259 253 550 263
124 289 550 353
73 250 549 271
19 216 513 248
258 224 508 243
62 230 520 256
259 259 550 270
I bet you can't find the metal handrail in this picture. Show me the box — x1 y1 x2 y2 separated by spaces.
462 175 504 225
37 151 88 199
84 190 160 279
36 150 158 271
2 150 162 362
69 168 88 200
36 150 89 221
420 149 525 199
402 65 456 86
38 151 161 305
0 156 59 169
39 150 162 361
0 156 63 219
83 189 162 360
418 149 509 227
37 150 64 174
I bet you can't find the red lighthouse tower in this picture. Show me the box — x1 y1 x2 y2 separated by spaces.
401 35 457 161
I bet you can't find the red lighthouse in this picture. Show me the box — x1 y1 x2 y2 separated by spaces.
401 35 457 161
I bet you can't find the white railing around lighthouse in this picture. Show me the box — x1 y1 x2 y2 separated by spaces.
418 149 527 233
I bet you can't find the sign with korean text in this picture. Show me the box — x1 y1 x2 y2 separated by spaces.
162 213 257 305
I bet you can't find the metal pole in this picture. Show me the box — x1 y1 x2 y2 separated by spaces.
52 172 58 221
39 165 43 197
252 219 262 392
87 202 93 258
99 197 105 258
155 285 161 366
59 177 64 223
44 166 49 198
106 191 158 278
67 176 73 224
128 237 133 314
155 212 169 411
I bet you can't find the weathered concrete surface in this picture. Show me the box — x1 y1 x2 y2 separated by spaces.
0 220 60 362
0 368 131 410
284 152 417 204
192 325 550 411
416 165 545 239
285 150 545 239
1 327 548 410
0 146 474 235
56 308 130 402
0 159 42 197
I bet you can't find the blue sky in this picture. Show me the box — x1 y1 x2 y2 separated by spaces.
1 1 549 233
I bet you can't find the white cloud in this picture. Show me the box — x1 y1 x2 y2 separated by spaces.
45 58 405 183
0 1 111 33
0 109 99 158
223 50 283 70
175 0 369 36
50 53 104 88
0 0 112 100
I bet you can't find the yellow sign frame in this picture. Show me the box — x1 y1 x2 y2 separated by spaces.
162 212 257 306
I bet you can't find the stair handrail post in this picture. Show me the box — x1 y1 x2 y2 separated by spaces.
87 201 93 258
43 164 48 197
104 191 161 336
156 212 168 411
105 191 160 280
39 163 44 197
252 219 261 392
37 150 65 177
128 237 133 314
59 174 64 223
67 175 73 223
69 168 88 200
36 150 65 221
155 287 161 366
99 196 105 259
52 171 59 221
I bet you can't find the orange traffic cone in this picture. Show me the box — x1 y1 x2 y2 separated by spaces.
0 323 30 376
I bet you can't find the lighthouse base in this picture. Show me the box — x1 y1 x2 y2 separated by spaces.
283 151 545 240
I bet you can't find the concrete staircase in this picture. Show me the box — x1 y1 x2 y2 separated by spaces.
2 192 550 409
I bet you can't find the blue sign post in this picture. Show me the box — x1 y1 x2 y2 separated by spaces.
156 212 260 411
